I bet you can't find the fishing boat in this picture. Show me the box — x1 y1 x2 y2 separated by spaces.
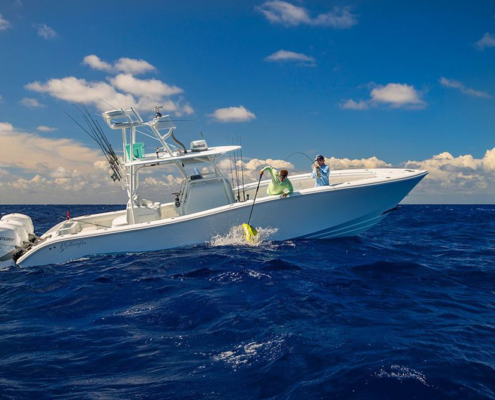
0 107 427 268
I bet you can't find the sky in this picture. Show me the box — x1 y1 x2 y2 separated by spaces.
0 0 494 204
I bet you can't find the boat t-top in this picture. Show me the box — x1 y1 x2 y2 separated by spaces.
0 106 427 267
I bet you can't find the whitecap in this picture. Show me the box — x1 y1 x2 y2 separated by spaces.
210 269 271 283
211 334 290 370
375 364 430 387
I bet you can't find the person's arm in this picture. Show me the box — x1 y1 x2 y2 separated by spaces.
261 166 277 183
287 179 294 194
282 179 294 197
310 167 317 178
320 165 330 179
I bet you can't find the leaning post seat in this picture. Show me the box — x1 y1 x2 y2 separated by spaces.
112 198 161 227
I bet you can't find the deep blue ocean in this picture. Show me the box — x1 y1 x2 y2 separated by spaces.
0 204 494 399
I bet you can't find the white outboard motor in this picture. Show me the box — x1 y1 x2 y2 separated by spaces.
0 221 28 244
1 214 34 236
0 224 21 267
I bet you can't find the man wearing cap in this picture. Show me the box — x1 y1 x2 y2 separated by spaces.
311 155 330 187
260 166 293 197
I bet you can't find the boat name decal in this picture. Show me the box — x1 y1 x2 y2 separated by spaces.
0 237 15 242
59 240 87 253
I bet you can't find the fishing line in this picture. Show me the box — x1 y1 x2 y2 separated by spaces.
284 151 315 166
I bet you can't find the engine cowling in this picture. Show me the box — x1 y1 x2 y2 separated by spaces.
0 223 21 266
1 213 34 235
0 221 28 243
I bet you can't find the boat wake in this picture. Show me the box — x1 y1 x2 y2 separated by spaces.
208 225 278 247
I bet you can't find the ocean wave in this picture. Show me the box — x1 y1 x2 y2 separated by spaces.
0 204 494 398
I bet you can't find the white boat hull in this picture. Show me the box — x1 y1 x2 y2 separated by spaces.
16 169 427 267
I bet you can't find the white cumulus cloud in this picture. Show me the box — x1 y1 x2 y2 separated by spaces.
402 149 495 202
109 73 189 114
0 123 125 203
83 55 156 75
142 175 182 187
439 77 491 98
20 97 45 108
264 50 316 66
37 125 57 132
342 83 426 110
256 1 357 29
36 24 57 39
26 77 135 111
26 56 192 115
371 84 425 107
209 106 256 123
0 14 11 31
340 99 369 110
83 55 113 72
25 75 193 115
114 57 156 75
110 73 182 98
324 156 391 169
0 122 103 174
475 32 495 50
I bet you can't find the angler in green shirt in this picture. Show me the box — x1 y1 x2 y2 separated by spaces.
260 166 294 197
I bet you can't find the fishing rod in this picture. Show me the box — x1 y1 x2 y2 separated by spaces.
227 134 235 189
247 173 263 226
66 104 124 182
232 135 241 202
241 171 264 243
240 136 246 202
64 110 117 176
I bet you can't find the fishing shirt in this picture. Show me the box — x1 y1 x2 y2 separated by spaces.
310 164 330 187
261 166 294 196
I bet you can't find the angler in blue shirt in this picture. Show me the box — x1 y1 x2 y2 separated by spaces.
310 154 330 187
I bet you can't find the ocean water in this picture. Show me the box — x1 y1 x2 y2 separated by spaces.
0 204 494 399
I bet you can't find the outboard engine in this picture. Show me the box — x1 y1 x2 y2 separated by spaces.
0 223 21 267
0 214 34 267
1 213 34 238
1 221 28 244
